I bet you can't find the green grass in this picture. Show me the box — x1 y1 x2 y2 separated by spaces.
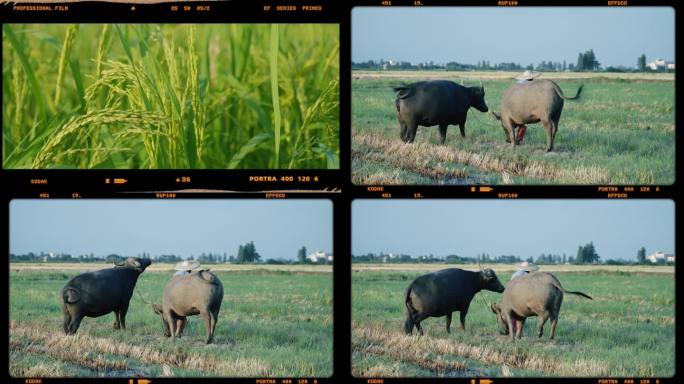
2 24 339 169
10 267 332 377
352 72 674 184
352 268 674 377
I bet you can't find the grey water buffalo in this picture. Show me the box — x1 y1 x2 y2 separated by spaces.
490 271 592 341
152 270 223 344
60 257 152 335
492 79 583 151
394 80 489 144
404 268 505 335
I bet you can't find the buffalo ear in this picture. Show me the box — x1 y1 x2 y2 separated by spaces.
491 303 500 314
152 303 162 315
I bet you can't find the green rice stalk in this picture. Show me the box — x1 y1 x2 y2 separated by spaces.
54 25 79 106
188 25 204 165
32 109 164 168
69 59 86 113
3 24 52 122
11 53 29 138
228 133 272 169
114 25 152 111
95 25 110 79
270 24 282 168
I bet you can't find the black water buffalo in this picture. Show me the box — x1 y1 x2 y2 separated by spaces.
491 271 592 341
394 80 489 144
404 268 505 335
492 79 583 151
60 257 151 335
152 270 223 344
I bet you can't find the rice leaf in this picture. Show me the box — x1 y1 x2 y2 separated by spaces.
228 133 272 169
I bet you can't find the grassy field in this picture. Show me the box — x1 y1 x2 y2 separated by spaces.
352 71 674 185
3 24 339 169
9 263 332 377
352 264 675 377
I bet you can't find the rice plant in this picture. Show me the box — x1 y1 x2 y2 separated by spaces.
2 24 340 169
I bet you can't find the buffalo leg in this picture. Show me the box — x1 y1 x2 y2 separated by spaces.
515 318 527 338
537 313 550 338
542 119 554 152
406 118 418 143
165 311 177 341
62 307 71 334
549 314 559 340
68 314 83 335
210 310 219 341
459 307 469 331
113 310 121 329
209 311 218 341
413 312 429 336
173 316 184 338
505 312 516 341
403 315 414 335
179 318 187 336
202 312 213 344
445 313 452 334
399 118 409 142
503 119 517 148
175 319 185 337
438 124 448 144
119 303 129 330
458 120 466 138
415 321 424 336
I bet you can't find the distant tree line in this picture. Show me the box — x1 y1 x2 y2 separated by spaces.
353 241 643 266
353 49 672 73
10 242 328 265
353 252 523 264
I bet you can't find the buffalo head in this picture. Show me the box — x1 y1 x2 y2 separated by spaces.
469 86 489 113
115 257 152 273
479 268 505 293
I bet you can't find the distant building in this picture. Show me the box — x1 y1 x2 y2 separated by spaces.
647 251 675 263
307 250 333 263
647 59 675 71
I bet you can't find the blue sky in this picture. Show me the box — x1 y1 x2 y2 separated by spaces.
10 200 332 260
352 200 674 260
352 7 675 67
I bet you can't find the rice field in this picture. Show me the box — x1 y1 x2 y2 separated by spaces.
352 71 674 185
2 24 339 169
9 264 333 377
352 264 675 377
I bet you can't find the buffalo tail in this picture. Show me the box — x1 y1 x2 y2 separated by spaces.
62 287 81 304
565 290 593 300
555 84 583 100
393 85 414 100
553 281 593 300
198 270 218 284
404 285 418 333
